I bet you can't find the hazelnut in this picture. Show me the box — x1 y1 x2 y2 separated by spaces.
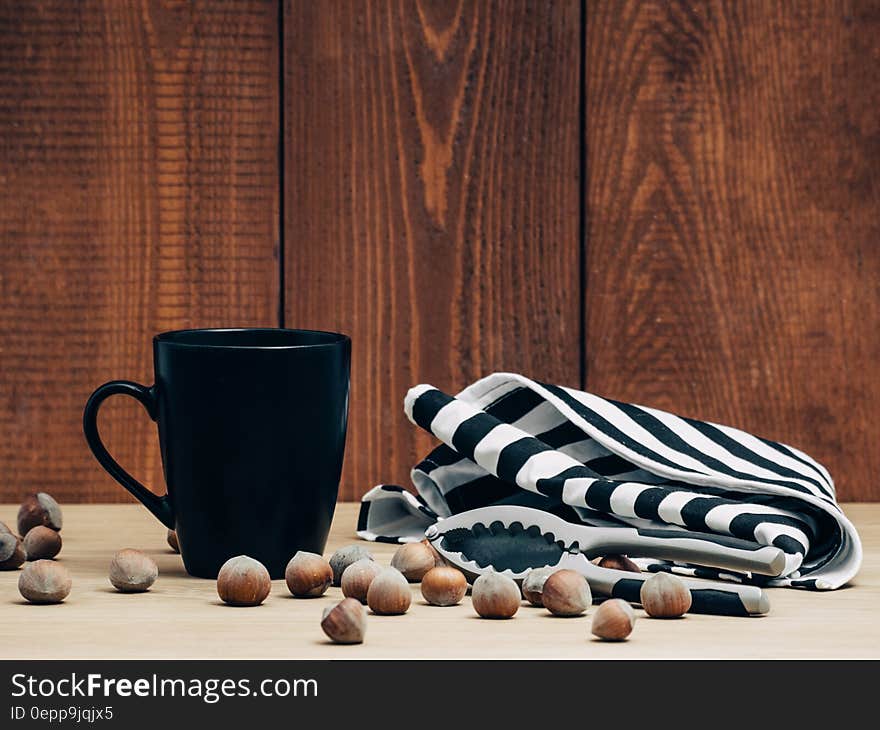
472 571 520 619
329 544 373 586
0 532 26 570
217 555 271 607
341 558 382 603
0 520 14 536
591 599 636 641
639 572 692 618
420 566 467 606
109 549 158 592
390 542 435 582
598 554 641 573
366 567 412 615
541 569 592 617
23 526 62 561
167 530 180 553
17 492 62 535
18 560 72 604
285 551 333 597
521 567 556 606
421 538 446 567
321 598 367 644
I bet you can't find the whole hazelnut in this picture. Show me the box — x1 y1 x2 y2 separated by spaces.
521 567 556 606
390 542 435 582
109 549 158 592
23 526 62 561
472 571 520 619
421 539 446 567
420 566 467 606
17 492 62 535
329 544 373 586
366 567 412 615
639 572 692 618
598 554 641 573
217 555 271 607
341 558 383 603
541 569 592 617
18 560 72 604
591 599 636 641
321 598 367 644
285 551 333 597
0 532 26 570
167 530 180 553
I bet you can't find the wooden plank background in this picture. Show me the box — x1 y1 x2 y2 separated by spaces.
0 0 877 504
0 0 279 503
283 0 582 499
583 0 880 501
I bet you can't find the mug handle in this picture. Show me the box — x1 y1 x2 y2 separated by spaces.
83 380 174 528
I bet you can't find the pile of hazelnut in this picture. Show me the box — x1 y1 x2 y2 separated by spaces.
2 492 162 604
267 540 691 645
2 492 72 604
4 495 695 648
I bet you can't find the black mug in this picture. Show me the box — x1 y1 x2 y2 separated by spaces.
83 328 351 578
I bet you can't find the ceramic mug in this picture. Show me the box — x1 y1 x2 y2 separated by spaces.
83 328 350 578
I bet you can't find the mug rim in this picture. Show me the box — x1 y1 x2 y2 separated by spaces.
154 327 350 350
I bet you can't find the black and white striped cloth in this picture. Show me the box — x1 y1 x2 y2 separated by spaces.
358 373 861 590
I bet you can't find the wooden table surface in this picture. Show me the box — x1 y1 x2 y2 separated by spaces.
1 503 877 659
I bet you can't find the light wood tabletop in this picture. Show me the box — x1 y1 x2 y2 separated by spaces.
1 503 877 659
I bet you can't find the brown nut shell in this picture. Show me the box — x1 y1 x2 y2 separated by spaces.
329 544 373 586
366 567 412 615
521 567 556 606
167 530 180 553
420 566 467 606
321 598 367 644
23 526 62 561
591 599 636 641
639 572 692 618
598 554 641 573
0 532 26 570
472 571 520 619
285 551 333 597
421 539 446 567
217 555 271 606
341 558 382 604
109 549 158 592
390 542 436 582
541 569 592 617
19 560 72 604
17 492 63 535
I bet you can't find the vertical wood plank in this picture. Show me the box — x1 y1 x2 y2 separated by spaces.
0 0 279 502
284 0 582 499
584 0 880 500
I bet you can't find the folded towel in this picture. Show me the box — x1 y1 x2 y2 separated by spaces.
358 373 861 590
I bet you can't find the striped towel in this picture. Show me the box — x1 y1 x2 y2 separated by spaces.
358 373 862 590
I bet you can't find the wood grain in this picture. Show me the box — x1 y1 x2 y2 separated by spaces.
0 1 279 503
584 0 880 500
283 0 583 499
2 1 878 505
0 502 877 658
